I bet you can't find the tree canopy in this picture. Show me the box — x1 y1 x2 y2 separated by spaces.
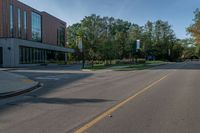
67 14 184 63
187 8 200 44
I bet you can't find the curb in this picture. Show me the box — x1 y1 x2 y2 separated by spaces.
82 69 92 72
0 68 17 71
0 82 41 99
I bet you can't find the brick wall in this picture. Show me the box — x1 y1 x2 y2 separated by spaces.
1 0 9 37
41 12 66 46
0 0 67 47
0 0 2 37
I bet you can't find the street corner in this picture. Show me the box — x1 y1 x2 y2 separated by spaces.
0 71 41 99
0 81 41 99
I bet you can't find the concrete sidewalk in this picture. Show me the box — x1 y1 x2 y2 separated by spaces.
0 64 82 72
0 71 40 98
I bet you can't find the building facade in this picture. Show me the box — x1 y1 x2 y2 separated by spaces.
0 0 74 67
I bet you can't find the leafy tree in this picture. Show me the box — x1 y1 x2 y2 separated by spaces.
187 9 200 44
81 14 107 65
181 38 199 59
67 14 182 63
142 20 177 60
67 23 82 61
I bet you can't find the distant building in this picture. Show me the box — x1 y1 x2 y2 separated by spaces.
0 0 74 67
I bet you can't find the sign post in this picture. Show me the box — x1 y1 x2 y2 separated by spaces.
133 40 141 63
78 37 85 69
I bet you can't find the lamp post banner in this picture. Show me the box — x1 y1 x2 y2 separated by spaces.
136 40 140 50
78 38 83 52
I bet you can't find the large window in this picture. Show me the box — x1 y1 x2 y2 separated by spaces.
19 46 46 64
24 11 27 38
19 46 65 64
10 5 14 37
57 27 65 47
17 8 21 37
31 12 42 42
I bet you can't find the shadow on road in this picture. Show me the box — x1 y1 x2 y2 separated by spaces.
0 71 95 112
30 73 93 96
1 61 200 113
21 97 113 105
0 97 112 114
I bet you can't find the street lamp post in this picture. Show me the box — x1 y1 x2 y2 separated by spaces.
78 37 85 69
82 48 85 69
133 40 141 63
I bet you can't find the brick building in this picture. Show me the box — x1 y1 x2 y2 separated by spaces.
0 0 74 67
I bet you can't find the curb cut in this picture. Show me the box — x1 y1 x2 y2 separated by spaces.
0 82 41 99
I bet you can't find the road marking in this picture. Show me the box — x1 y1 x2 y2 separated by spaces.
35 75 76 81
35 77 60 80
74 74 170 133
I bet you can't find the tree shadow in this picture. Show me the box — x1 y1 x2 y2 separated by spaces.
0 97 113 114
24 97 113 105
0 72 96 112
29 73 94 96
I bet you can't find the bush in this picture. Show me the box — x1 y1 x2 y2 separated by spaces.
137 59 146 64
116 59 133 64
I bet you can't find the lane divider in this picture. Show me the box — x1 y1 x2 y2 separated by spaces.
74 73 170 133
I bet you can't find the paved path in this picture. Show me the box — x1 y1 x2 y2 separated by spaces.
0 61 200 133
0 71 39 97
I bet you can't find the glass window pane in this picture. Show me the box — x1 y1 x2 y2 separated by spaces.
10 5 13 36
18 8 21 37
31 12 42 42
24 11 27 38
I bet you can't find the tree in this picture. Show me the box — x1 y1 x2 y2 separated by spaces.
143 21 154 54
187 8 200 44
80 14 107 66
171 39 184 61
113 19 131 59
67 14 182 64
181 38 199 59
142 20 176 60
67 23 82 61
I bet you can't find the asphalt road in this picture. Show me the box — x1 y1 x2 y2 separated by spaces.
0 61 200 133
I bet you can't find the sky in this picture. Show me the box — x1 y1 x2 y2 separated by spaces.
19 0 200 39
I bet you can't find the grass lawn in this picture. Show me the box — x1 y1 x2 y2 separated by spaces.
83 60 166 71
84 64 111 70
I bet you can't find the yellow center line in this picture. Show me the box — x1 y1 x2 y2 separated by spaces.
74 73 170 133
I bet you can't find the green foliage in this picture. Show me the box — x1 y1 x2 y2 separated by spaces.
187 8 200 44
181 38 200 59
67 14 184 62
142 20 178 60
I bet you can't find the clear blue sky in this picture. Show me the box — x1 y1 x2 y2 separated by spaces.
19 0 200 39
